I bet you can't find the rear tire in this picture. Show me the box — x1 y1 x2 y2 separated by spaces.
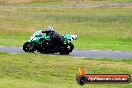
59 42 74 55
23 42 35 52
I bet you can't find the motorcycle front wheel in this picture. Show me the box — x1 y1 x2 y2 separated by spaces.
23 42 35 52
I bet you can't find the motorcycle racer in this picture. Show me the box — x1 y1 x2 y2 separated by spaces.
42 26 63 52
23 26 77 54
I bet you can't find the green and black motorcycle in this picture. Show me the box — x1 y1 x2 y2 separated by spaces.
23 31 77 54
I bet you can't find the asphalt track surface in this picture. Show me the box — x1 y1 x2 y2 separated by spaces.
0 46 132 59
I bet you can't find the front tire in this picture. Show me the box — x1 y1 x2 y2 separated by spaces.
23 42 35 52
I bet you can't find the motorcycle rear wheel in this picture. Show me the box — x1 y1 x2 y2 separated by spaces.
59 42 74 55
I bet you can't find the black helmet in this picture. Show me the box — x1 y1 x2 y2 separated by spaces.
42 26 54 35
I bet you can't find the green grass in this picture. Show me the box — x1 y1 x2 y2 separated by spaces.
0 0 132 6
0 52 132 88
0 7 132 50
24 0 132 6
